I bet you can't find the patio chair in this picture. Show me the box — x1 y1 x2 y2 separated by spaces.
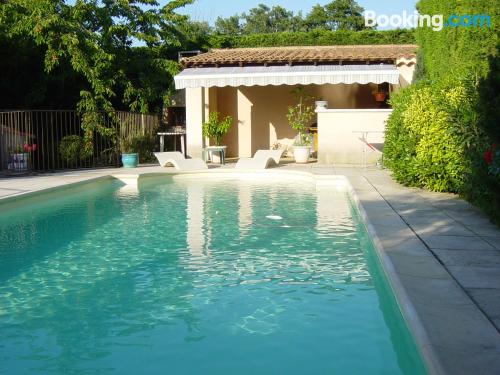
154 152 208 170
235 149 284 169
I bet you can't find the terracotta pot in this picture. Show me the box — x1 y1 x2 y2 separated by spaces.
373 92 387 102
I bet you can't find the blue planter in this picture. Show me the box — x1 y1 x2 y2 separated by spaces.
121 153 139 168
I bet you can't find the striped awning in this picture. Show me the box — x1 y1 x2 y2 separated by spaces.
174 64 400 89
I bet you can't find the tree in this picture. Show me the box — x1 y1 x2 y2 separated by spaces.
0 0 193 112
304 4 329 31
216 1 369 35
175 19 213 51
268 6 302 33
241 4 303 34
243 4 272 34
0 0 194 148
215 15 242 35
324 0 367 31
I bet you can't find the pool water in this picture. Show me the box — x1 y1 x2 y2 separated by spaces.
0 177 427 374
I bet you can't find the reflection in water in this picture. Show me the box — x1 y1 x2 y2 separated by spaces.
114 175 139 195
186 184 208 258
238 183 253 237
0 178 426 375
115 183 139 197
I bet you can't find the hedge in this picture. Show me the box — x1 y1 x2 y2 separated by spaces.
384 78 487 191
208 29 415 48
384 0 500 223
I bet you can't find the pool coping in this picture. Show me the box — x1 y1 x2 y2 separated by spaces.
2 168 500 374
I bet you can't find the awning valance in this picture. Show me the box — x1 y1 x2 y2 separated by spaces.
174 64 400 89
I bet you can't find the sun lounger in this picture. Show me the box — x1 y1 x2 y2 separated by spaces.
235 149 284 169
154 152 208 170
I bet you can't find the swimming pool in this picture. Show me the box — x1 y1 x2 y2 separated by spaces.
0 175 427 374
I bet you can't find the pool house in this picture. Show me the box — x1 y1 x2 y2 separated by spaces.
174 44 416 165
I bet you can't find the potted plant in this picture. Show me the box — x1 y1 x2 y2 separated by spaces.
287 87 315 163
202 111 233 163
9 143 37 172
120 137 139 168
372 89 387 104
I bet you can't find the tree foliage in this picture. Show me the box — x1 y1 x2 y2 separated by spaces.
208 28 415 49
215 15 241 36
0 0 193 114
214 0 369 35
202 112 233 146
322 0 367 31
0 0 195 152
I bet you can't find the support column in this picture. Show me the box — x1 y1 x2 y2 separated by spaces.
185 87 205 158
236 88 252 158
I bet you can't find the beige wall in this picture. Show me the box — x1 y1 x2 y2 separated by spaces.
396 58 417 87
216 83 381 158
316 109 391 165
186 81 403 162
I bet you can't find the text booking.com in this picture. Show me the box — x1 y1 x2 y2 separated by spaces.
365 11 491 31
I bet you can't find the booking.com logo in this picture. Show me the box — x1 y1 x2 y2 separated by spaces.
365 11 491 31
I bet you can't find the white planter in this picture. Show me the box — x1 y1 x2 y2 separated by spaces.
9 153 28 171
315 101 328 110
293 146 311 164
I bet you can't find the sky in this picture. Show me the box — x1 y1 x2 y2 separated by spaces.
65 1 420 30
176 0 419 28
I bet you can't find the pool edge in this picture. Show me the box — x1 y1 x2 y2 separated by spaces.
343 176 444 375
0 175 115 206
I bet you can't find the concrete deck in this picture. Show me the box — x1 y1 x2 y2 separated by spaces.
1 163 500 374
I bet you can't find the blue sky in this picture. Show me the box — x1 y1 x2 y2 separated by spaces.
65 1 420 29
176 0 419 28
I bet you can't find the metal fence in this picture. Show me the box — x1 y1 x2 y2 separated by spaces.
0 110 160 174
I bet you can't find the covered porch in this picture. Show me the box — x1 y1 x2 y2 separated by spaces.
174 45 416 165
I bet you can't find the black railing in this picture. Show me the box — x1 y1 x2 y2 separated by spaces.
0 110 160 174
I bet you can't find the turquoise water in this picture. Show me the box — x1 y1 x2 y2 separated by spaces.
0 177 426 375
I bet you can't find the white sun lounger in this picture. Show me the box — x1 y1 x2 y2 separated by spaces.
154 152 208 170
235 149 284 169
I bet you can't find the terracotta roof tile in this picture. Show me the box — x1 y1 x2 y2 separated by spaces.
181 45 417 67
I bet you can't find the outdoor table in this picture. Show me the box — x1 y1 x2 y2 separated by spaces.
202 146 227 165
158 132 186 157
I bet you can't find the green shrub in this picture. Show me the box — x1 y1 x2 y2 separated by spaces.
385 0 499 224
208 29 415 48
415 0 498 83
385 78 487 192
202 112 233 146
58 135 88 166
383 85 420 186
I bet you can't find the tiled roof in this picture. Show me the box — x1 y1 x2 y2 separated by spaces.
180 45 417 67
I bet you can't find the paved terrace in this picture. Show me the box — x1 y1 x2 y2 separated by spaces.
1 163 500 374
